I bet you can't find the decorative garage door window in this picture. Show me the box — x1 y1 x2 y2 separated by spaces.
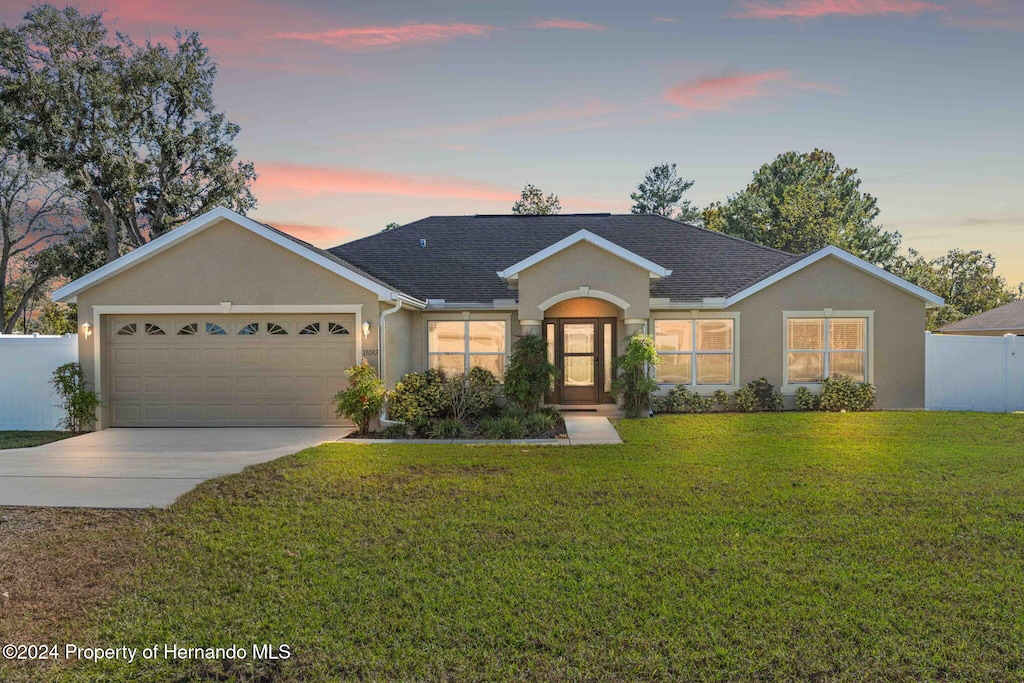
654 319 734 386
428 320 507 380
120 319 360 339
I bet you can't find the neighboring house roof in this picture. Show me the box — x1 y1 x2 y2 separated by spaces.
52 208 425 307
330 214 797 303
939 300 1024 333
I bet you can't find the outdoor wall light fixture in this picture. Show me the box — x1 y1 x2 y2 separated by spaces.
362 320 371 339
82 322 92 338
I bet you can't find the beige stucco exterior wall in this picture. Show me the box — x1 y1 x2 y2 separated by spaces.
675 256 928 410
383 305 421 388
75 218 383 423
515 241 651 323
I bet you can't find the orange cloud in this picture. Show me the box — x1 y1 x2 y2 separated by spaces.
531 19 607 30
256 163 517 202
665 70 843 111
730 0 945 19
268 222 356 247
270 22 499 49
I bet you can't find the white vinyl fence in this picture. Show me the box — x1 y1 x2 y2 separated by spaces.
926 332 1024 412
0 334 79 430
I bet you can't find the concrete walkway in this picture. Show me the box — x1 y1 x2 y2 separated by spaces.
562 415 623 445
0 428 349 509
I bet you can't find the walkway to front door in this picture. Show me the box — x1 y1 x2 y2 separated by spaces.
545 317 617 405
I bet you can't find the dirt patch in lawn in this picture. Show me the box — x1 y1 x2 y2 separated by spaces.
0 507 152 646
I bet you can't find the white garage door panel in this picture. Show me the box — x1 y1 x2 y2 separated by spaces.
106 314 356 427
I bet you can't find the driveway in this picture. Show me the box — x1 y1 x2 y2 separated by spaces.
0 428 350 509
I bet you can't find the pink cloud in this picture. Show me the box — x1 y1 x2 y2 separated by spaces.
268 222 356 246
270 22 499 49
730 0 945 19
664 70 843 111
531 19 607 30
256 163 517 202
654 17 677 22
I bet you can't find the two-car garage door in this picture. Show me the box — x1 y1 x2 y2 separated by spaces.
106 314 356 426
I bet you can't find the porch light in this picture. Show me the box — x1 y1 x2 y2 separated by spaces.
82 322 92 338
362 320 371 339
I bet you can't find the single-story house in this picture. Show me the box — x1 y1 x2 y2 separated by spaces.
936 300 1024 337
52 207 944 428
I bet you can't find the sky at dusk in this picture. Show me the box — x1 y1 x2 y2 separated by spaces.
2 0 1022 282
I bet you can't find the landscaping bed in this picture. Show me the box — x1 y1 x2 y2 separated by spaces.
4 412 1024 682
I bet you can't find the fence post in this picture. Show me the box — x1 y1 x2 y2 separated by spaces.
1007 334 1017 413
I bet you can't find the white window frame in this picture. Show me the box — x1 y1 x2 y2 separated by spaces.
425 313 511 380
651 312 740 392
782 310 874 394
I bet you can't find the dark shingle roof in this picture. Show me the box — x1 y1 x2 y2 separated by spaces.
327 214 799 303
939 300 1024 333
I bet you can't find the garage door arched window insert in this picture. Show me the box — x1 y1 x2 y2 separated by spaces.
116 323 137 336
328 322 350 335
238 322 260 336
145 323 166 336
205 323 227 336
299 322 320 336
267 322 288 335
177 323 198 336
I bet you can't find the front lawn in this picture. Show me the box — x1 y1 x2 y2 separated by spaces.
0 431 72 450
4 412 1024 681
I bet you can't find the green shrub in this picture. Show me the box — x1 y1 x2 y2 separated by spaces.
655 386 713 414
444 368 499 422
390 369 445 423
729 378 784 413
51 362 101 434
333 362 387 436
611 333 661 418
819 375 876 412
522 411 558 436
503 333 558 410
534 405 562 422
794 386 821 411
712 389 730 409
794 377 876 412
380 423 411 439
429 417 468 439
478 414 527 439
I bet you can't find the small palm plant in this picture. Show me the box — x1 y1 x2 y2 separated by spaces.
611 333 661 418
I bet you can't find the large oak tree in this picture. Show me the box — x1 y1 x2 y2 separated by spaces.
0 5 256 265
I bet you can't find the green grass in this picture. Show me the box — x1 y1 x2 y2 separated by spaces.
0 430 72 449
18 413 1024 681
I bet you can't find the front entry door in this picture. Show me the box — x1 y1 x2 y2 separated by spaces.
547 318 616 405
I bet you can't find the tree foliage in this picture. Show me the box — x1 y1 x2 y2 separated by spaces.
701 149 901 267
0 149 83 333
0 5 256 265
630 163 699 222
890 248 1020 329
512 184 560 215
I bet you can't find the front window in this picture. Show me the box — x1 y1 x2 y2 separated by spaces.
654 319 734 385
787 318 867 384
428 320 507 380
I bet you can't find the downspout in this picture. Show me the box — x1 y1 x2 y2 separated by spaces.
378 299 403 423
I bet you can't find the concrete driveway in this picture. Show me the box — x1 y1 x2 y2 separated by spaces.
0 428 350 509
